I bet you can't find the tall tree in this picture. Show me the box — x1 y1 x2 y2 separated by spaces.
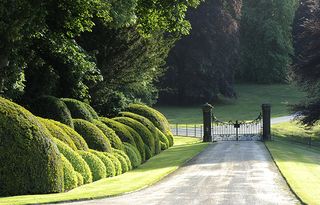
159 0 242 104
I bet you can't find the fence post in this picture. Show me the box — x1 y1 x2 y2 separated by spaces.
202 103 213 142
176 124 178 136
262 104 271 141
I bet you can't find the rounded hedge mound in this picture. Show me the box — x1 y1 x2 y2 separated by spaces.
112 149 131 173
61 154 78 191
61 98 94 122
53 138 92 184
126 104 174 147
53 121 89 151
39 118 77 150
144 144 152 159
113 117 155 158
104 153 122 176
92 119 124 151
78 151 106 181
73 119 112 152
83 103 99 120
122 125 145 161
99 117 136 147
123 142 142 168
0 97 63 196
30 95 74 128
156 128 170 150
90 150 116 177
75 171 84 186
119 112 161 153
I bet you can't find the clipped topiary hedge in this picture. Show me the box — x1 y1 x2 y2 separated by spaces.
156 127 170 150
61 98 94 122
144 144 152 160
99 117 136 147
78 151 106 181
61 154 78 191
90 150 116 177
30 95 74 128
104 153 122 176
92 119 124 151
112 149 131 173
113 116 154 159
119 112 161 153
53 138 92 184
123 142 142 168
53 120 89 151
73 119 112 152
83 103 99 120
39 118 77 150
121 125 145 161
0 97 64 196
75 172 84 186
126 104 174 147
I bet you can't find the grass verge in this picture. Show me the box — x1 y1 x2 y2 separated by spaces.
266 140 320 205
0 136 208 205
156 84 305 124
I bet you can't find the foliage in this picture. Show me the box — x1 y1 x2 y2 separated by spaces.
61 154 78 191
78 151 107 181
0 97 63 196
62 98 94 122
157 128 170 150
292 1 320 125
104 152 122 176
40 118 77 150
92 119 124 151
100 117 137 147
53 120 89 151
90 150 116 178
121 125 145 161
53 138 92 184
73 119 112 152
29 95 74 128
83 103 99 120
75 171 84 187
238 0 297 83
123 142 142 168
112 151 130 173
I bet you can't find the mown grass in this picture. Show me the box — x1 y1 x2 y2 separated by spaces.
266 141 320 205
156 84 305 124
0 136 208 205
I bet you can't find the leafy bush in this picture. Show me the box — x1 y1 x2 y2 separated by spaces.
73 119 112 152
0 97 63 196
78 151 107 181
53 120 89 151
113 117 155 160
83 103 99 120
123 142 142 168
121 125 145 161
104 153 122 176
30 95 74 128
160 141 168 150
53 138 92 184
127 104 174 146
61 154 78 191
156 128 170 150
99 117 136 147
112 149 131 173
61 98 94 122
90 150 116 177
75 172 84 186
144 144 152 159
92 119 124 151
39 118 77 150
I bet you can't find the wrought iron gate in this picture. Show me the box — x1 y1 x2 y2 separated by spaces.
211 113 262 141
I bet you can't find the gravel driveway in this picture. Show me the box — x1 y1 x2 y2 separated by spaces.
61 141 299 205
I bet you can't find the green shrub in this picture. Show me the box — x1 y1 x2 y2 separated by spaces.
0 97 63 196
30 95 74 128
75 172 84 186
112 150 130 173
127 104 174 146
156 128 170 150
53 121 89 151
119 112 161 153
123 142 142 168
83 103 99 120
90 150 116 177
113 117 154 159
61 98 94 122
144 144 152 160
53 138 92 184
99 117 136 147
121 125 145 161
78 151 107 181
93 119 124 151
73 119 112 152
104 153 122 176
160 141 168 150
39 118 77 150
61 154 78 191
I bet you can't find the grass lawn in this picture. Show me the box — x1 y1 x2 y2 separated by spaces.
0 137 208 205
266 141 320 205
156 84 305 124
